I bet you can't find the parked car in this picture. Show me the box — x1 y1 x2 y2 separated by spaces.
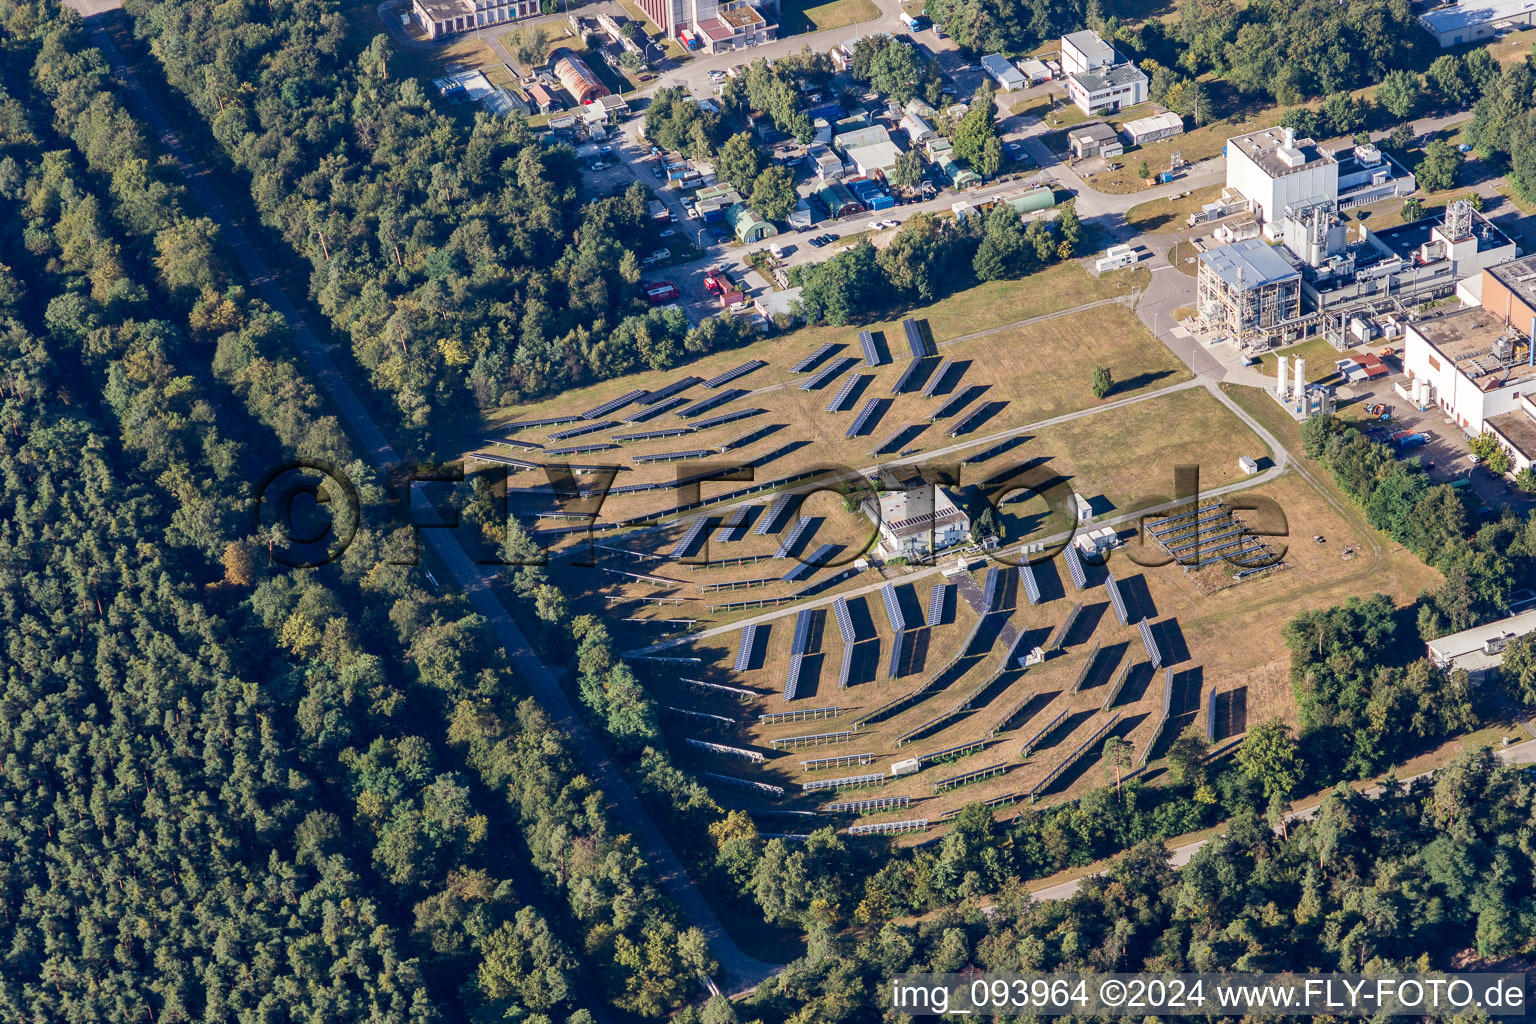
808 236 825 247
659 229 676 238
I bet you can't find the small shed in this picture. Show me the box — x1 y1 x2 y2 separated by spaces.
1069 122 1122 160
1239 456 1260 476
727 203 779 243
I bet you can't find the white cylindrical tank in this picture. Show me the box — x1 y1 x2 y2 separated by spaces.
1294 358 1306 400
1276 354 1289 396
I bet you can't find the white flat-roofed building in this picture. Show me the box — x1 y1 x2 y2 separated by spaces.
981 53 1026 91
1060 29 1116 75
864 476 971 560
1066 63 1148 115
1225 126 1339 237
1426 607 1536 681
1420 0 1536 46
1402 302 1536 435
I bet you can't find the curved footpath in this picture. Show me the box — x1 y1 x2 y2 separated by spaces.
80 12 779 993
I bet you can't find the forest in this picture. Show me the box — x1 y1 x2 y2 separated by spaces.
0 3 727 1020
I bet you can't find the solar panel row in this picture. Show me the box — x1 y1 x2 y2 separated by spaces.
543 443 619 456
931 388 976 421
611 426 695 442
890 359 922 395
671 515 710 559
625 396 688 422
826 374 862 412
783 653 804 701
1105 572 1128 624
790 342 839 374
790 608 814 656
926 583 949 627
754 492 798 535
632 449 714 463
718 505 751 542
981 567 1002 611
1064 544 1088 590
857 330 882 366
880 583 905 632
901 318 929 359
845 398 881 438
579 388 647 420
676 388 748 418
468 452 541 470
733 624 759 672
547 420 617 441
690 407 764 431
1020 562 1041 604
783 544 835 583
640 376 702 406
886 630 906 680
702 359 767 389
832 597 856 643
799 356 857 391
774 516 814 559
920 359 952 398
1140 616 1162 669
479 435 544 450
511 414 581 428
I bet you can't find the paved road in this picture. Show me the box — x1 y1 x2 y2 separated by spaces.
1024 735 1536 903
81 11 777 994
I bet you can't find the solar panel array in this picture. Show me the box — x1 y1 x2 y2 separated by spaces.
469 452 541 471
685 738 764 762
932 763 1005 794
858 329 884 366
1047 601 1082 651
769 730 853 749
612 425 695 442
981 567 1003 611
1064 544 1088 590
1029 714 1120 799
775 516 814 559
548 420 617 440
1139 616 1162 669
580 389 647 420
479 435 544 451
926 583 949 627
825 795 909 812
512 414 581 428
837 643 855 688
890 359 922 395
1070 644 1100 694
790 342 839 374
846 398 881 438
1105 572 1128 625
920 358 953 398
641 376 703 405
918 739 987 765
880 584 905 632
690 407 764 431
790 608 814 656
703 359 767 389
1103 657 1134 711
802 772 885 792
902 318 930 358
783 654 804 701
1137 668 1175 767
733 624 759 672
671 515 710 559
869 425 915 456
625 396 688 422
1020 708 1068 756
1020 562 1041 604
826 374 863 412
755 493 798 535
719 505 752 542
783 544 835 582
886 630 906 680
800 356 857 391
832 597 856 643
633 449 713 463
544 443 619 456
677 388 747 418
930 388 975 421
848 819 930 836
947 404 990 438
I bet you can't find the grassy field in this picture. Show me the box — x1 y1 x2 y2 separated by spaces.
778 0 881 32
1254 338 1348 388
1124 183 1222 232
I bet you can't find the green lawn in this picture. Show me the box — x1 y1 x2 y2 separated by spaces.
1124 183 1222 233
778 0 880 32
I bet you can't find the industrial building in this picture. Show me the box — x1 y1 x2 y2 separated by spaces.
981 54 1027 91
1402 303 1536 435
835 124 902 178
1121 110 1184 147
1426 607 1536 682
554 55 610 105
863 475 972 560
1196 239 1305 348
1060 30 1116 75
1065 63 1148 116
411 0 537 38
1018 58 1051 84
637 0 778 51
1225 127 1339 235
1068 122 1123 160
1419 0 1536 46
